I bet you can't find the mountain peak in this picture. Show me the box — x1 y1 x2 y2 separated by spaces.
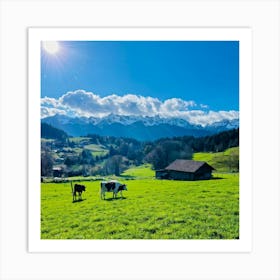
42 114 239 141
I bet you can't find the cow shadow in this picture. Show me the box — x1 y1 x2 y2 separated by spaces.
211 177 224 180
104 197 127 202
72 199 86 203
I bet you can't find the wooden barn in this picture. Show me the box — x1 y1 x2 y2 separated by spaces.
155 159 215 181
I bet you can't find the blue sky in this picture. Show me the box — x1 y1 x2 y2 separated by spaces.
41 41 239 125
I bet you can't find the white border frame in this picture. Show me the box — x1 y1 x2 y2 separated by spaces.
28 27 252 253
1 1 279 279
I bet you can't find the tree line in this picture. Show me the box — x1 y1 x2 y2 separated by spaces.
41 123 239 177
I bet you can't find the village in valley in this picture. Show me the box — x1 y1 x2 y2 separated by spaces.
41 122 239 183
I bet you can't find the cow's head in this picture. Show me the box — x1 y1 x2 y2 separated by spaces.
120 184 127 191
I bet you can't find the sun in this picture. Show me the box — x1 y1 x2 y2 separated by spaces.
42 41 60 55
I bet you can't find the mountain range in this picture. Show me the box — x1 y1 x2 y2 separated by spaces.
41 114 239 141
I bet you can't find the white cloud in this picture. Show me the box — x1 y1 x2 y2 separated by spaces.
41 107 67 119
41 97 60 108
56 90 163 117
200 104 209 109
160 98 196 114
181 110 239 126
41 89 239 125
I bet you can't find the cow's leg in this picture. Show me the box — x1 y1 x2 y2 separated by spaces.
101 191 105 200
120 191 123 198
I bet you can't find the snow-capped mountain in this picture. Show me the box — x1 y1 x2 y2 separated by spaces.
87 114 201 128
206 118 240 130
41 114 239 141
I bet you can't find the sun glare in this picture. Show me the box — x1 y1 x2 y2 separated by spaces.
42 41 60 55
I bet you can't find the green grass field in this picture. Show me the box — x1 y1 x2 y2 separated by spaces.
83 144 109 157
41 161 239 239
193 147 239 172
121 163 155 179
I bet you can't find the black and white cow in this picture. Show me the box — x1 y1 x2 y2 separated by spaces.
72 183 86 201
100 180 127 200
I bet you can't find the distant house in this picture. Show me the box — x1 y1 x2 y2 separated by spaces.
52 167 63 178
156 159 215 181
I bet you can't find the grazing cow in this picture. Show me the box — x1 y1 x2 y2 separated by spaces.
72 183 86 201
100 180 127 200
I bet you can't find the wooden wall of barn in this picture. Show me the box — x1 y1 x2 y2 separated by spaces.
155 170 169 179
194 164 213 180
167 170 195 180
156 169 213 180
194 172 212 180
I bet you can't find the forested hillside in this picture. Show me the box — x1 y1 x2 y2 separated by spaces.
41 123 68 141
41 124 239 177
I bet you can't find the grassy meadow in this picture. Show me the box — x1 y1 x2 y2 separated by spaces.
41 159 239 239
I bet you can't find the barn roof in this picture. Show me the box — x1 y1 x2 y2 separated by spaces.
165 159 214 173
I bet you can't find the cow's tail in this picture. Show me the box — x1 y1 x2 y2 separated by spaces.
71 181 76 202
